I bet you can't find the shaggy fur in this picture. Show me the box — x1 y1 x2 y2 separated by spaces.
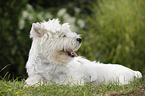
25 19 142 86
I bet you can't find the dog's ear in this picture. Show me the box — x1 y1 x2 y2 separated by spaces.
30 23 44 38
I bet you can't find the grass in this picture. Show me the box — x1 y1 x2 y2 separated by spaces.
80 0 145 75
0 78 144 96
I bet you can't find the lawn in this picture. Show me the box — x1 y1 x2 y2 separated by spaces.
0 78 144 96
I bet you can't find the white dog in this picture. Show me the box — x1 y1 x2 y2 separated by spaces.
25 19 142 86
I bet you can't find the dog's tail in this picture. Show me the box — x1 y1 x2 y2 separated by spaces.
134 71 142 78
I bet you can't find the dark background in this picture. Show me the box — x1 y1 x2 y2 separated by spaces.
0 0 145 80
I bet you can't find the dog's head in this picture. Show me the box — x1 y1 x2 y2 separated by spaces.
30 19 81 64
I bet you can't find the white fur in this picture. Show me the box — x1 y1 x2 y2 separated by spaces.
25 19 142 86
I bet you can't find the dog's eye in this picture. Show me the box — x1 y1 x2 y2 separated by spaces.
59 34 67 38
62 35 66 37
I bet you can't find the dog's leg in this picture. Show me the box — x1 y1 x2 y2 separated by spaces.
25 75 44 87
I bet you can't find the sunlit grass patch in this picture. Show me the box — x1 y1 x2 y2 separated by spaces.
0 78 144 96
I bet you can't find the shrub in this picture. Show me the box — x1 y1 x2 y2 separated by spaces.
0 0 28 79
79 0 145 74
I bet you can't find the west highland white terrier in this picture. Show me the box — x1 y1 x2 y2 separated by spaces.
25 19 142 86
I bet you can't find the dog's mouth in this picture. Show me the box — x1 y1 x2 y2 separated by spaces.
61 49 77 57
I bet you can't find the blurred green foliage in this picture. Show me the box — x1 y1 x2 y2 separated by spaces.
0 0 144 79
0 0 28 79
79 0 145 74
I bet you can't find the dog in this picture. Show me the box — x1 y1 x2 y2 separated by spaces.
25 19 142 86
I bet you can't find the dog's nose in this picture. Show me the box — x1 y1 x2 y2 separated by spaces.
76 38 82 43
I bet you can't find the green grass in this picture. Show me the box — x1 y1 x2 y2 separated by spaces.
0 78 144 96
80 0 145 75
